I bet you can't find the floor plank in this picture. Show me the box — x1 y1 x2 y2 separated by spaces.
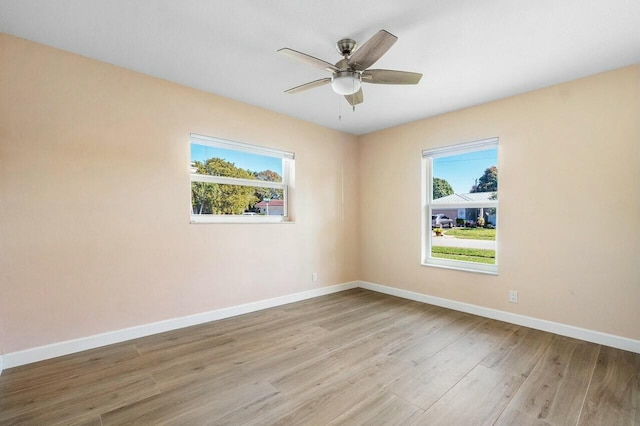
267 356 412 425
387 319 518 410
311 297 414 351
495 336 600 426
212 392 291 426
0 290 637 425
415 364 524 425
390 311 485 365
328 389 424 425
0 344 140 395
577 345 640 426
101 376 276 425
2 373 160 425
0 359 154 422
481 327 554 378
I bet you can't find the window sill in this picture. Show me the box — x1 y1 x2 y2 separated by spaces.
421 260 498 275
190 215 294 224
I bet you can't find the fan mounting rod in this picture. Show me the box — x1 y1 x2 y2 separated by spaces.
336 38 357 57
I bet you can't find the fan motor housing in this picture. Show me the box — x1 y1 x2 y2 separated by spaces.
336 38 357 57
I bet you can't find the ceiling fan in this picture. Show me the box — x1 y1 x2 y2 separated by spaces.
278 30 422 107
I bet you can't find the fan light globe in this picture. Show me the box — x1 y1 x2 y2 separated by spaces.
331 71 361 95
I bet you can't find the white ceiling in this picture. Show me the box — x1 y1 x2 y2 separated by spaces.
1 0 639 135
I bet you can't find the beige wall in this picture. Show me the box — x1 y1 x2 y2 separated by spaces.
0 34 360 354
1 33 638 357
359 66 640 340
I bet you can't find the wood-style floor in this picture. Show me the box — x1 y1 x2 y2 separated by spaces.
1 289 638 425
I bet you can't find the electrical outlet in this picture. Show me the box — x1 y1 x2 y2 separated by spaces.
509 290 519 303
312 272 318 282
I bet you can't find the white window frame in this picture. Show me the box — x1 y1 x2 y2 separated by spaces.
189 133 294 224
421 137 499 274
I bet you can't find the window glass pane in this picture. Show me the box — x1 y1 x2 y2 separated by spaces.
432 148 498 201
431 206 497 264
191 143 283 182
191 182 284 216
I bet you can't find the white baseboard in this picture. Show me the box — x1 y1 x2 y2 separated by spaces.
3 278 637 373
0 281 358 371
359 280 640 354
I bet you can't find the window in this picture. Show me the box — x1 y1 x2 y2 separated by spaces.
422 138 498 274
190 134 294 223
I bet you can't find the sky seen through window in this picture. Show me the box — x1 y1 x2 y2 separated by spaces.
433 148 497 194
191 144 282 175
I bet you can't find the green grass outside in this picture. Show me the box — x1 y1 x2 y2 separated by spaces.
431 246 496 264
443 228 496 240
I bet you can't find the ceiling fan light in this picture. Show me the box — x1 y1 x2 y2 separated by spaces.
331 71 361 95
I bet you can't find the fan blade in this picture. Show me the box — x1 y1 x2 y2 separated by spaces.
348 30 397 70
344 88 363 106
278 48 338 72
362 69 422 85
284 78 332 94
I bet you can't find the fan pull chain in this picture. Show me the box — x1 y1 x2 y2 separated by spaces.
338 96 342 121
352 77 356 112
